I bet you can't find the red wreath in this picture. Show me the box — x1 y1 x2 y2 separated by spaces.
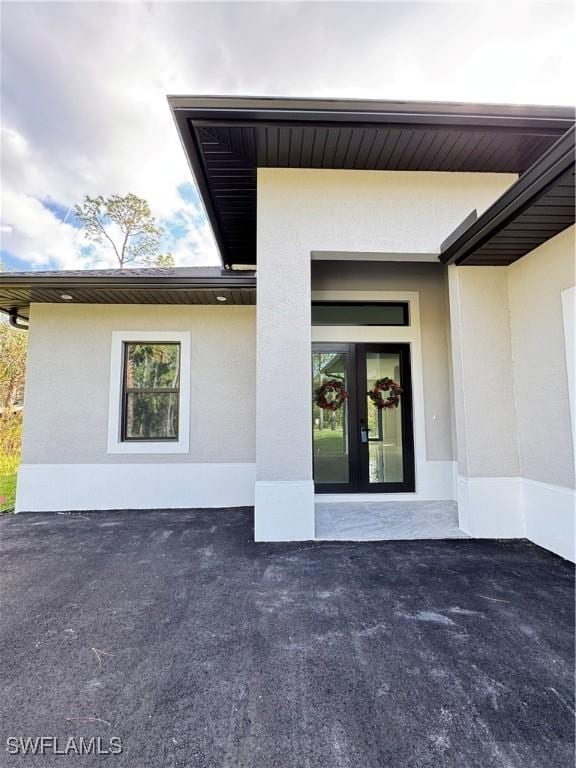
315 379 348 411
367 377 403 409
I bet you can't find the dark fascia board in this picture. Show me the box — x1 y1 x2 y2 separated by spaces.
168 96 575 267
440 210 479 252
439 126 575 266
170 108 231 265
0 272 256 290
0 272 256 320
168 95 575 130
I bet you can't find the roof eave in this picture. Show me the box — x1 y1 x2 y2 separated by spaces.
167 95 575 130
0 272 257 321
169 104 231 268
439 126 576 266
168 96 575 268
0 274 256 290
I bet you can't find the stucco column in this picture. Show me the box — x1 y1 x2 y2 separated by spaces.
254 177 315 541
448 266 523 537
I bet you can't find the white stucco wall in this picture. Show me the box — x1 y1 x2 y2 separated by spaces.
17 303 256 512
259 168 516 256
448 226 575 559
255 168 515 539
22 304 256 464
448 227 575 487
508 226 575 489
510 227 575 560
448 266 520 479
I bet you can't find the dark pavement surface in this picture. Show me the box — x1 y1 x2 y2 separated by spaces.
0 508 574 768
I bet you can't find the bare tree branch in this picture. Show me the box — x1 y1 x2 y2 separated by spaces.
74 193 169 269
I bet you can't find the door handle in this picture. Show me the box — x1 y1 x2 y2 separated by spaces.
360 420 370 444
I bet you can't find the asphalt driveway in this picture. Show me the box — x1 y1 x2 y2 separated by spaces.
0 508 573 767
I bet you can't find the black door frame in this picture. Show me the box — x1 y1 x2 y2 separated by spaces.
312 342 415 494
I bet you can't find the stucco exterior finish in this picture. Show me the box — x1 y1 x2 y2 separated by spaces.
255 176 315 539
254 168 515 538
447 230 575 555
16 169 573 555
22 304 256 465
255 215 313 483
448 227 575 489
258 168 516 256
508 226 575 489
312 261 453 462
448 266 520 478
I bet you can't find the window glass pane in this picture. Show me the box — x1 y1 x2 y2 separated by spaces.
366 352 404 483
312 351 350 484
125 392 179 440
311 303 408 326
125 344 180 389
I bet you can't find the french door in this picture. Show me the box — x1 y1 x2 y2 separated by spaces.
312 343 415 493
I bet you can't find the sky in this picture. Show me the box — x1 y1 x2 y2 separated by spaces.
1 0 574 271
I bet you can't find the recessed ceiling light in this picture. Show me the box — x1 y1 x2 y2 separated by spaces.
60 294 73 301
216 296 227 302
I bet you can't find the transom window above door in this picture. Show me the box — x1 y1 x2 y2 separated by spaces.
311 302 409 326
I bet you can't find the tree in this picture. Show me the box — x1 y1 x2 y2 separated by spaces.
143 252 175 268
0 262 26 411
0 262 27 410
75 193 173 269
0 319 27 489
0 319 27 412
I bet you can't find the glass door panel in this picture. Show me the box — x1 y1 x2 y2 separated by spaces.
312 342 414 493
365 351 404 484
312 350 350 486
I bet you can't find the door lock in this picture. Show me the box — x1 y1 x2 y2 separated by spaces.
360 419 370 444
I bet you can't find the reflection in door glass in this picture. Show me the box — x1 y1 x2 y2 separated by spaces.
366 352 403 483
312 352 349 484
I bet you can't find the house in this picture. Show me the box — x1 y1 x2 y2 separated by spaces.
1 97 574 560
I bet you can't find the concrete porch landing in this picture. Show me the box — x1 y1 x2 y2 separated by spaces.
315 500 469 541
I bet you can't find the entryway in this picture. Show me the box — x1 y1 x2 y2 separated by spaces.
312 343 415 493
315 500 468 541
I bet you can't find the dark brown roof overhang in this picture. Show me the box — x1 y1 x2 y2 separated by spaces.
0 267 256 321
168 95 575 267
439 126 575 266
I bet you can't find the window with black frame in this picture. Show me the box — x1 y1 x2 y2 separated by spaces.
311 302 409 326
121 342 180 441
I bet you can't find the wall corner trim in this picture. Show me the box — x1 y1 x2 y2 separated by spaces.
457 474 575 562
254 480 315 541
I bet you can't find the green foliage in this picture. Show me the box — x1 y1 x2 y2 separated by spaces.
126 343 180 388
0 320 26 512
124 344 179 439
0 320 27 410
75 193 172 269
144 252 175 268
0 473 16 513
0 411 22 459
0 412 21 513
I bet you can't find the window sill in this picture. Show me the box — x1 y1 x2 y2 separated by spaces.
107 439 190 455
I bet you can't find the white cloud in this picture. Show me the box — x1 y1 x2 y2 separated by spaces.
0 2 222 268
1 1 574 270
1 188 104 269
166 210 223 268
